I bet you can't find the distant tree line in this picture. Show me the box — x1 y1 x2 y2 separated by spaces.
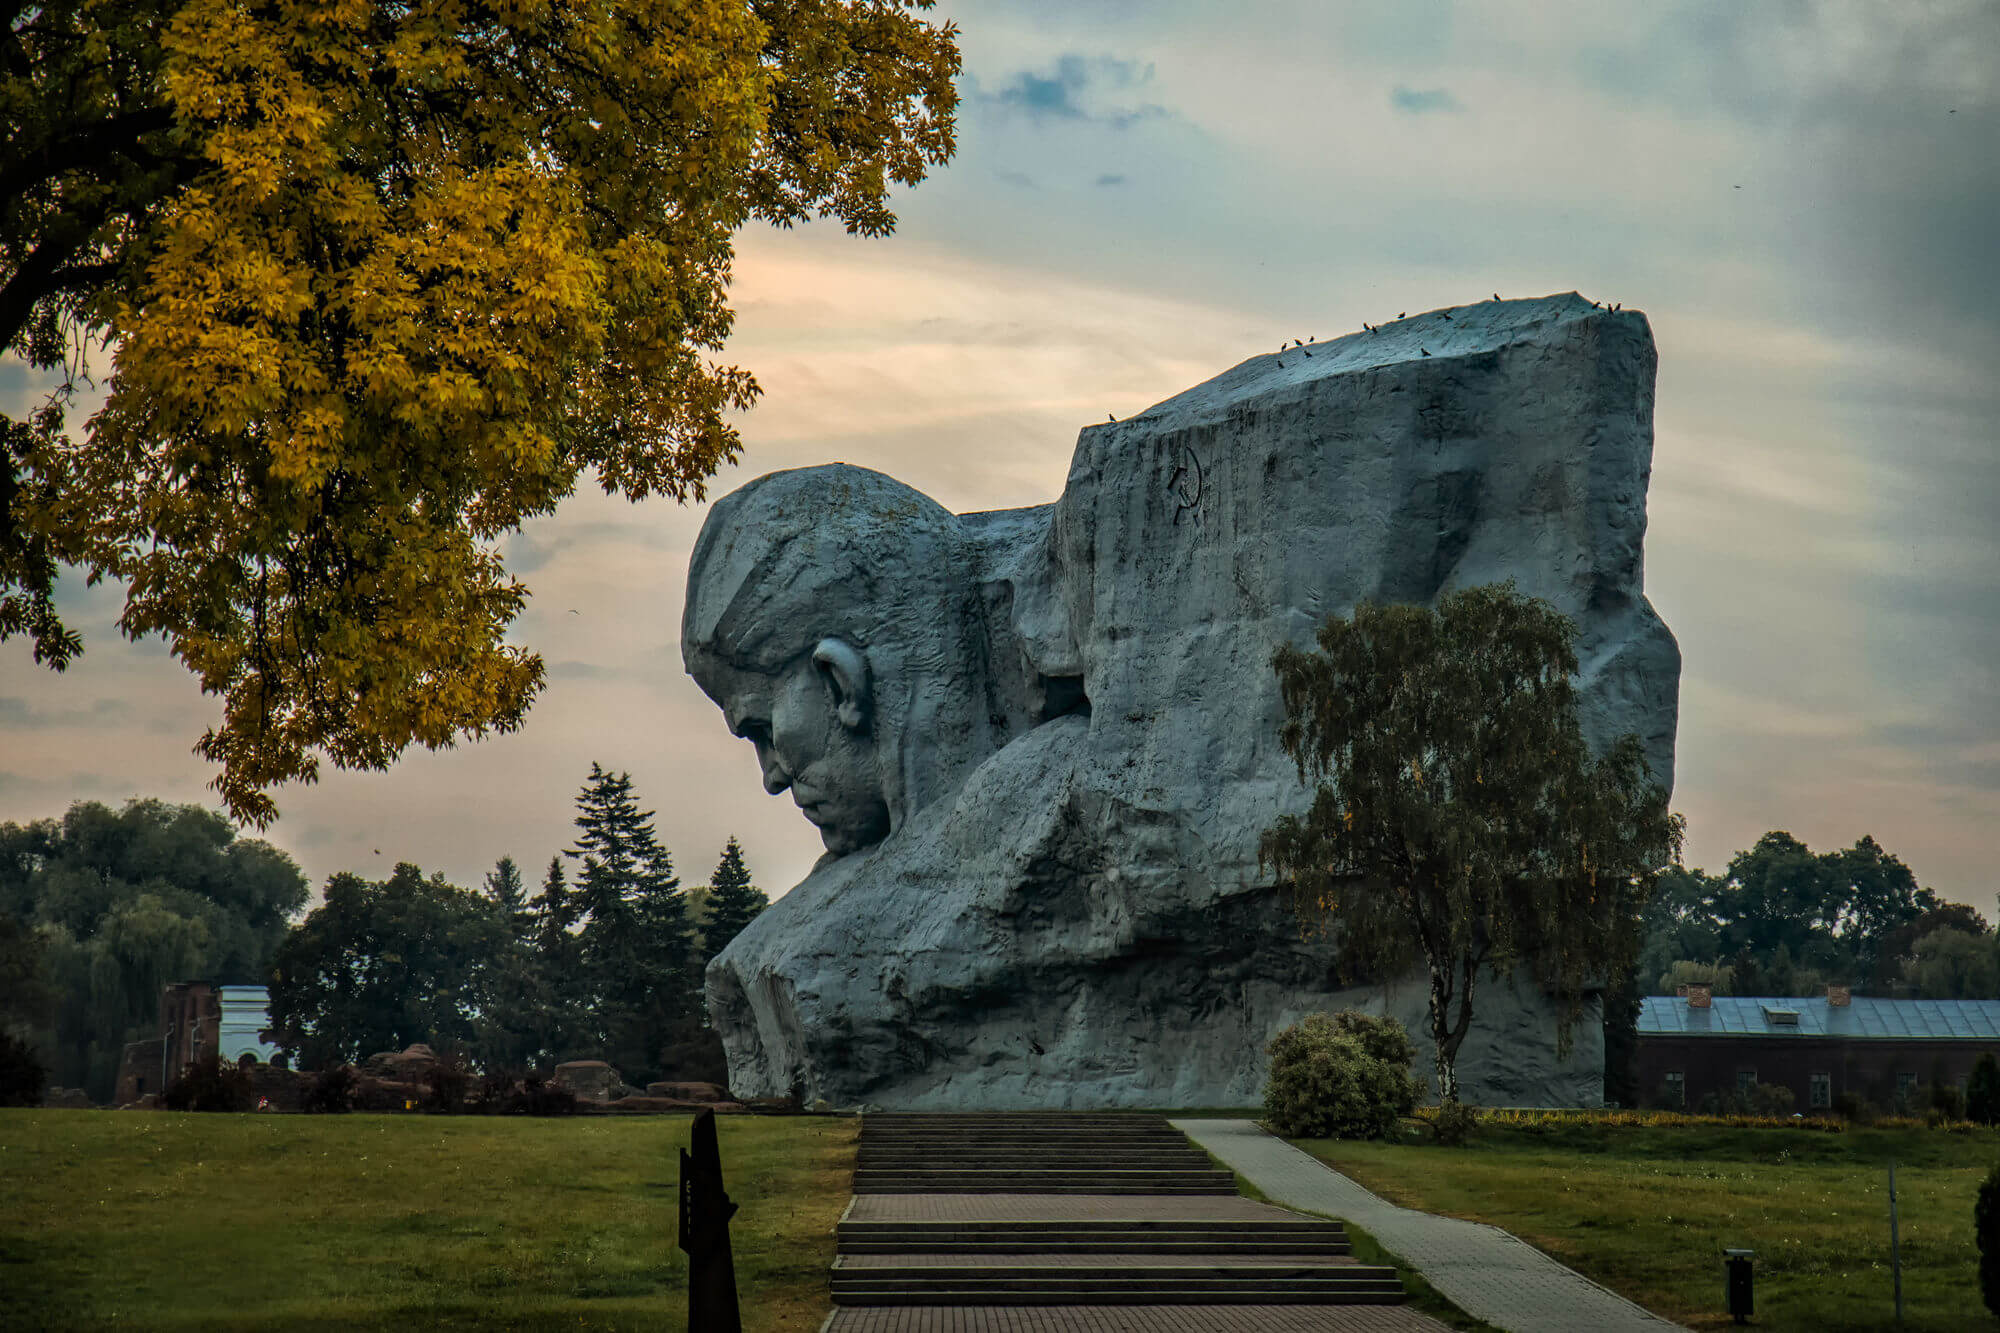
264 763 766 1086
1634 831 1982 1000
1602 829 1988 1106
0 801 308 1102
0 771 767 1103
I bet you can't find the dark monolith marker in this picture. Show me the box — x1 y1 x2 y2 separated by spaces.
679 1108 741 1331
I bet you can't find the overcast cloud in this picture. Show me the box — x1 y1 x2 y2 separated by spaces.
2 1 1993 913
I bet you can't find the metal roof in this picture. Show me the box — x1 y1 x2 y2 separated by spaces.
1638 995 2000 1041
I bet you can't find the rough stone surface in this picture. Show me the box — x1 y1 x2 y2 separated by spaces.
41 1086 94 1110
360 1044 438 1081
605 1095 749 1114
553 1059 637 1102
646 1080 729 1102
685 294 1678 1111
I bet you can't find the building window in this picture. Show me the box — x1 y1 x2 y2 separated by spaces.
1810 1072 1831 1109
1897 1072 1918 1105
1737 1068 1758 1095
1664 1071 1685 1109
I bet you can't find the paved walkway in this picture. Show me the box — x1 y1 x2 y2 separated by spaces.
1174 1120 1688 1333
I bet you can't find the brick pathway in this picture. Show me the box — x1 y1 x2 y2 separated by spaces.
822 1306 1457 1332
1174 1119 1689 1333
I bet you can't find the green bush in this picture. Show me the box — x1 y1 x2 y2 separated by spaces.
164 1056 255 1112
302 1065 356 1113
1970 1054 2000 1127
1263 1010 1422 1140
1750 1082 1795 1117
421 1057 472 1114
1431 1099 1479 1146
1979 1163 2000 1317
0 1031 46 1107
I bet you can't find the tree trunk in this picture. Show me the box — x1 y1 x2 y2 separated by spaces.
1429 952 1479 1105
1428 962 1458 1104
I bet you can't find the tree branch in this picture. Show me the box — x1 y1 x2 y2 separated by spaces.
0 106 177 203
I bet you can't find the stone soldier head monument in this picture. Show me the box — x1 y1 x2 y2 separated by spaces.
683 293 1679 1108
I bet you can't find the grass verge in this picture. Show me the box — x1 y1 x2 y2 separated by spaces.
0 1108 854 1332
1293 1117 2000 1332
1203 1144 1500 1331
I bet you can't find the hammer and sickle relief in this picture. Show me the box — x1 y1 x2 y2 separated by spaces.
1167 443 1206 527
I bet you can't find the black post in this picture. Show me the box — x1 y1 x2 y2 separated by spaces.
678 1108 741 1332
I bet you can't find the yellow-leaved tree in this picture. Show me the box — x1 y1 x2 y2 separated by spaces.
0 0 959 822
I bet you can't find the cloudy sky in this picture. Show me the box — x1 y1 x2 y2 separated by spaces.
2 2 1994 916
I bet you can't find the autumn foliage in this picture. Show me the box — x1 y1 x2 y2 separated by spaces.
1 2 960 821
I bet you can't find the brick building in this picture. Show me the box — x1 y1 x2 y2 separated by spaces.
1634 983 2000 1113
113 982 279 1105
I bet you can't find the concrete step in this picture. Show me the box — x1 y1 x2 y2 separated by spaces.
829 1261 1405 1306
857 1149 1202 1160
852 1176 1240 1184
857 1134 1198 1145
838 1238 1353 1255
852 1167 1233 1179
837 1220 1351 1255
839 1219 1350 1238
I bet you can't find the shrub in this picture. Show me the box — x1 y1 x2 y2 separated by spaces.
302 1065 357 1113
473 1070 520 1113
1749 1082 1795 1117
1833 1091 1875 1125
1970 1054 2000 1127
1263 1010 1422 1140
1979 1164 2000 1317
164 1056 255 1112
0 1032 46 1108
422 1057 472 1114
1931 1080 1967 1122
505 1075 577 1116
1430 1099 1479 1146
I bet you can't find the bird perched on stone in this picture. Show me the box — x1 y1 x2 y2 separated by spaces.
1442 312 1452 321
1612 302 1621 311
1301 348 1312 356
1029 1038 1045 1055
1493 293 1501 301
1307 335 1314 343
1363 322 1375 333
1397 312 1406 319
1108 413 1116 422
1420 347 1431 357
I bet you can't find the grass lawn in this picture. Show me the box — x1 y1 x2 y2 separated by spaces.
0 1109 856 1332
1292 1118 2000 1332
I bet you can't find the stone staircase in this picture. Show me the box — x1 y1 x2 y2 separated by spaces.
830 1113 1409 1309
853 1112 1237 1195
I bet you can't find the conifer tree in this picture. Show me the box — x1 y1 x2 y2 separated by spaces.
483 855 531 941
527 853 585 1063
702 837 767 962
533 854 576 949
564 763 695 1079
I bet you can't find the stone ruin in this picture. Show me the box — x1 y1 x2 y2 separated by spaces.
684 294 1680 1110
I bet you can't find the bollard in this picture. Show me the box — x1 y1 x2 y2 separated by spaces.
679 1109 742 1333
1723 1248 1754 1324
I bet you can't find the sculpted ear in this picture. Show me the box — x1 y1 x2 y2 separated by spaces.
812 637 871 732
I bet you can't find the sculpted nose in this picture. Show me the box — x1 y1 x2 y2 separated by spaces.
756 741 791 795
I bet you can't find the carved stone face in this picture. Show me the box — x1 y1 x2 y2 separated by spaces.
705 646 891 857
